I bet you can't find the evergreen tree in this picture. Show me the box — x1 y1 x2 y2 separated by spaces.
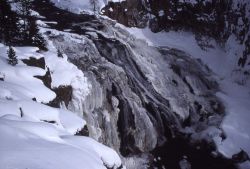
89 0 99 13
15 0 32 42
0 0 20 45
28 19 47 50
16 0 32 29
7 46 18 66
57 49 64 58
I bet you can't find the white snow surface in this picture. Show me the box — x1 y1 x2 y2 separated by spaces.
51 0 106 14
0 41 122 169
0 117 121 169
0 45 55 103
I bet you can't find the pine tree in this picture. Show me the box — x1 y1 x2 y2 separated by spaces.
15 0 32 42
28 19 47 50
16 0 32 29
89 0 99 13
0 0 20 45
7 46 18 66
57 49 64 58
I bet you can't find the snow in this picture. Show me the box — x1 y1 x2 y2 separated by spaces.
216 80 250 157
51 0 106 14
158 10 164 17
59 108 86 134
0 100 20 117
109 7 114 12
0 39 122 168
31 10 46 19
0 116 122 169
2 0 249 167
63 136 122 168
0 45 55 103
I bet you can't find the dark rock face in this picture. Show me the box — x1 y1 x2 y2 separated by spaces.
147 0 230 38
32 0 242 168
22 57 46 69
34 69 52 89
232 150 250 163
75 125 89 136
51 24 225 159
48 85 73 108
151 136 237 169
23 57 52 89
103 0 232 39
102 0 148 28
102 0 250 70
0 73 4 81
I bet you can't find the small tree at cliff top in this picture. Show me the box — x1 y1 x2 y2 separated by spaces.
57 49 64 58
7 46 18 66
89 0 99 13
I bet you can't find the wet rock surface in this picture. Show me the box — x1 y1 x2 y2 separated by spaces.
33 1 241 168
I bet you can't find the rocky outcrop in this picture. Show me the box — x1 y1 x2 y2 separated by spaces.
102 0 148 28
102 0 250 73
48 85 73 108
32 1 239 168
45 17 225 167
22 57 46 69
34 69 52 89
75 125 89 136
22 56 53 89
103 0 231 38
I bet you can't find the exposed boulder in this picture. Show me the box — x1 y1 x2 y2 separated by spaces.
34 68 52 89
48 85 73 108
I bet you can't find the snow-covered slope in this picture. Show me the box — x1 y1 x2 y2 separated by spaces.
51 0 105 14
0 33 122 169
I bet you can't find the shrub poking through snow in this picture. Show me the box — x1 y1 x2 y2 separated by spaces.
0 72 5 81
57 49 64 58
7 46 18 66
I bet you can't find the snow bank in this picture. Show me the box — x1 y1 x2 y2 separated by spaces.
63 136 122 168
0 99 85 134
51 0 106 14
216 80 250 157
0 116 121 169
